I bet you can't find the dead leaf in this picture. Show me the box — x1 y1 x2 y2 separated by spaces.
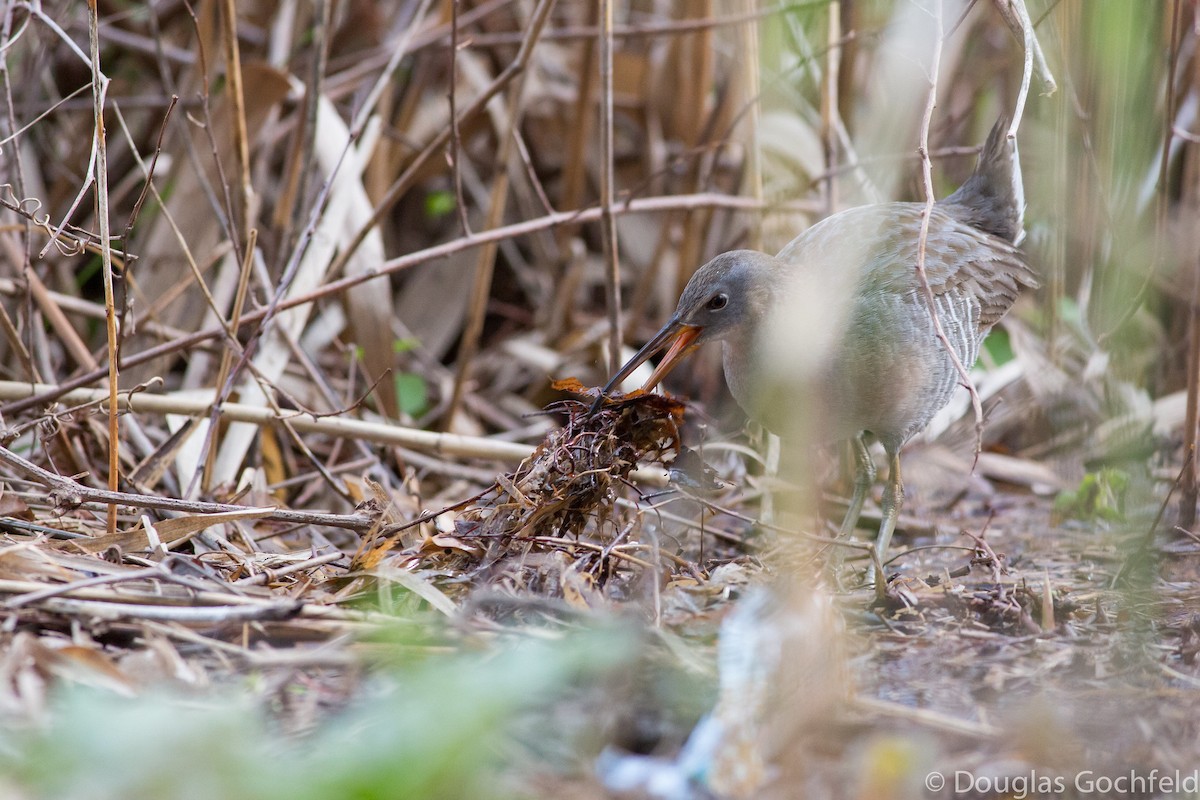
72 508 275 554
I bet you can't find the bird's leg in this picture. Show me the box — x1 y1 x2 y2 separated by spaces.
837 434 875 540
829 434 874 588
868 449 904 593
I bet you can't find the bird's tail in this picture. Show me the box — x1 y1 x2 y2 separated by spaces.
940 114 1025 245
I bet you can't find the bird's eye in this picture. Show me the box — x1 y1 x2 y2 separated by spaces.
707 293 728 311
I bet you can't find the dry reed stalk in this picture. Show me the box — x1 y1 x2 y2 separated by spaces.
86 0 119 534
598 0 622 376
911 0 986 467
0 192 817 418
444 0 554 428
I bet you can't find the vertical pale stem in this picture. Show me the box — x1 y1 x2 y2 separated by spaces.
598 0 622 374
822 0 841 213
219 0 253 258
912 0 983 458
87 0 118 533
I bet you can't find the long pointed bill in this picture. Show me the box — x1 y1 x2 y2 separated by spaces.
641 324 703 390
589 319 703 414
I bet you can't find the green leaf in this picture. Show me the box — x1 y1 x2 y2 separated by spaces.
424 190 456 220
0 629 636 800
392 338 420 354
982 328 1014 366
1052 468 1130 524
395 373 428 417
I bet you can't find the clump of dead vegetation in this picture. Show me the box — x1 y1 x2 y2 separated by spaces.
354 382 701 608
455 382 684 543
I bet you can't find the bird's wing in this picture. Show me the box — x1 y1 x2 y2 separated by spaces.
918 207 1038 329
776 204 1036 332
830 205 1036 330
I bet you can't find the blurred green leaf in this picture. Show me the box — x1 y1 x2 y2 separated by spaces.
982 328 1013 366
0 630 636 800
395 373 428 417
392 338 421 354
1052 468 1130 525
424 190 456 220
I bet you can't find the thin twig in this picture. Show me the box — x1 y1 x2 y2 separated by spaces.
991 0 1056 107
0 184 129 260
0 98 38 386
820 0 840 214
121 95 176 244
0 443 377 532
179 0 242 264
203 228 259 491
448 0 471 237
0 575 275 609
87 0 119 535
218 0 253 245
1003 0 1034 136
22 3 100 261
850 695 999 739
0 381 536 461
7 565 173 609
0 192 818 418
326 0 558 285
598 0 621 375
444 0 553 428
233 551 345 585
911 0 985 465
425 1 828 48
34 597 301 624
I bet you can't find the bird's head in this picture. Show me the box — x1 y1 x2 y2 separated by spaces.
597 250 779 398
